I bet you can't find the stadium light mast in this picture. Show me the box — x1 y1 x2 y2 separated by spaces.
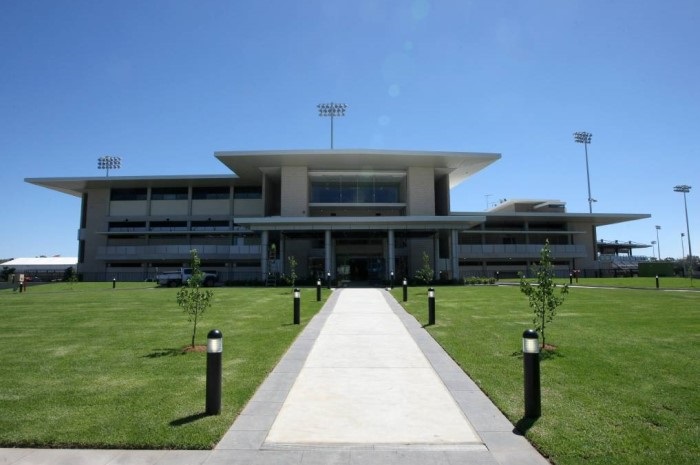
655 225 662 259
674 185 693 285
97 156 122 177
681 233 686 261
573 131 594 213
318 102 347 149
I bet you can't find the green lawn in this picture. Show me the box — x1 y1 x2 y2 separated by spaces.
392 284 700 465
501 276 696 290
0 282 325 449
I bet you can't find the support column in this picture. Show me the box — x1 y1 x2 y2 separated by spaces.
388 229 395 279
261 230 269 282
451 229 459 282
433 232 440 280
325 229 332 279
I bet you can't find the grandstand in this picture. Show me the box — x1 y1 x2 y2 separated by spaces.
597 240 651 276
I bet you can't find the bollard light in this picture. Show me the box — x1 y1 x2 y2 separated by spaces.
522 329 540 354
522 329 541 418
207 330 223 353
316 279 321 301
327 271 331 289
402 277 408 302
428 287 435 325
206 329 223 415
390 271 394 289
655 275 660 289
112 277 116 289
293 288 301 325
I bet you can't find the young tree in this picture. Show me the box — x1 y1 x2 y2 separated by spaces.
177 249 214 348
414 251 434 285
519 240 568 350
287 255 298 287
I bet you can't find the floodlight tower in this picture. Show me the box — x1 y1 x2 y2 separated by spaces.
573 131 594 213
318 102 347 149
674 185 693 284
97 156 122 177
655 225 662 259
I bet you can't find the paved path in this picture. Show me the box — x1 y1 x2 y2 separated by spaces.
2 288 550 465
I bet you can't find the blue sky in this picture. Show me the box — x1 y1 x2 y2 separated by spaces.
1 0 697 260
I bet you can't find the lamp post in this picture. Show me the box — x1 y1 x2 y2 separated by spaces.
317 102 347 149
674 185 693 285
573 132 594 213
681 233 686 263
651 241 657 259
97 155 122 177
655 225 662 259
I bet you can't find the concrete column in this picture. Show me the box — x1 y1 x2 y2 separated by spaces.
451 229 459 282
325 229 332 278
261 230 269 281
387 229 395 278
433 232 440 279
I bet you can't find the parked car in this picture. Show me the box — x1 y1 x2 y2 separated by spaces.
156 268 217 287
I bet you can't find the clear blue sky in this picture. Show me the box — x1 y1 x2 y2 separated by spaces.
1 0 698 260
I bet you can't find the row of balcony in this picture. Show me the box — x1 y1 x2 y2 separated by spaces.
97 245 262 260
458 244 586 258
97 243 586 261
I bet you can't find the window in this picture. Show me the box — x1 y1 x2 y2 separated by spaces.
234 186 262 199
151 187 188 200
193 186 230 199
310 180 400 203
110 188 147 201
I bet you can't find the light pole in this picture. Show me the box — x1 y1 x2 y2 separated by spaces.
97 156 122 177
651 241 657 259
318 102 347 149
681 233 686 262
573 132 594 213
674 185 693 285
655 225 662 259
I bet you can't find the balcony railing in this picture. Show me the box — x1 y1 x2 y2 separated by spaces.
459 244 586 258
97 244 262 260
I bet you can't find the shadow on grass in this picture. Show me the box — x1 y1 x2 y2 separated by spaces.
514 416 539 435
143 348 187 358
169 412 209 427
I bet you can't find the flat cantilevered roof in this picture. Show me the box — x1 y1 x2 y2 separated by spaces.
215 149 501 187
25 175 239 197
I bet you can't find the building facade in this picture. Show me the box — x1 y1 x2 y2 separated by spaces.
26 149 650 284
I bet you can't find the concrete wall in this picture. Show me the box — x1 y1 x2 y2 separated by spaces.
281 166 308 217
407 167 435 215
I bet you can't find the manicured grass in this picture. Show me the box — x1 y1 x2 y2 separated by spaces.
501 276 696 290
392 284 699 465
0 282 325 449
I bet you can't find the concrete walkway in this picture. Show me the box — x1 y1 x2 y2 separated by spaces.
2 288 550 465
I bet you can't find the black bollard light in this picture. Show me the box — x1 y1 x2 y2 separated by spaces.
402 277 408 302
316 279 321 301
656 275 659 289
293 288 301 325
112 277 116 289
522 329 541 418
390 271 394 289
428 287 435 325
569 272 573 285
496 271 500 281
327 271 331 290
206 329 223 415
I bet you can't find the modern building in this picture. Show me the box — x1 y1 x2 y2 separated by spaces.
26 149 650 284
